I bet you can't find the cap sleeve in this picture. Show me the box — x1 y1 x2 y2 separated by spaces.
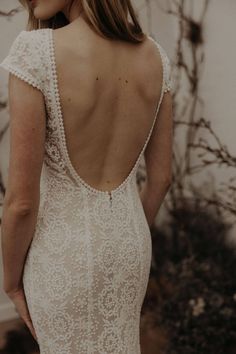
0 30 45 93
148 35 173 94
156 43 172 94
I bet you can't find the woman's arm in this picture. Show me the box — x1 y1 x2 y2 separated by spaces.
140 91 173 227
1 73 46 294
1 199 39 293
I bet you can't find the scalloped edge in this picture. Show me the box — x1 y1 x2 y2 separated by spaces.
0 61 43 93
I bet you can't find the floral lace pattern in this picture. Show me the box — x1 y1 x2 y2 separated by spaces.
0 29 172 354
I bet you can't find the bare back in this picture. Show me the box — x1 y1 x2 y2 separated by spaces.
53 18 163 191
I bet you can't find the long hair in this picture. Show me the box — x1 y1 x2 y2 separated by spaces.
18 0 146 43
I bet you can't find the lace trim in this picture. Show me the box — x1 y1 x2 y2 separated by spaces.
147 35 172 94
0 61 42 92
49 28 165 197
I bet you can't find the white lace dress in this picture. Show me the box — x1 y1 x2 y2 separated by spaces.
0 28 172 354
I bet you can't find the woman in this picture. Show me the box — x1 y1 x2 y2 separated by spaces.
0 0 173 353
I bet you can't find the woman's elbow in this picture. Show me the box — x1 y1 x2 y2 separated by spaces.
158 171 172 188
147 171 172 193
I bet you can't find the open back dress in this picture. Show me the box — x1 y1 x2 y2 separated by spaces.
0 28 172 354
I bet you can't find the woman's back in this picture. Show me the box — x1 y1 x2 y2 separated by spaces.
53 17 164 191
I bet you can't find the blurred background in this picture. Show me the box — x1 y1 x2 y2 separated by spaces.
0 0 236 353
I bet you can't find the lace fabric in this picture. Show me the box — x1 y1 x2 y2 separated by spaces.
0 30 47 93
0 28 172 354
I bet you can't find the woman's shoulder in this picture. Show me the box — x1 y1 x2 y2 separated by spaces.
146 35 170 61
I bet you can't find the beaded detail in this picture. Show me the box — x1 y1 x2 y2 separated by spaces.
48 29 172 197
0 28 171 354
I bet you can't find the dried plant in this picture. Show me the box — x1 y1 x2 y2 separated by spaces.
0 6 22 18
140 1 236 353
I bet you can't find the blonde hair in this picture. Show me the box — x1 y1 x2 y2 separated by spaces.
19 0 146 43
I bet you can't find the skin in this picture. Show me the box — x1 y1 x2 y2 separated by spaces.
1 0 172 341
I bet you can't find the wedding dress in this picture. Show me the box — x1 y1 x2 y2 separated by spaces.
0 28 172 354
